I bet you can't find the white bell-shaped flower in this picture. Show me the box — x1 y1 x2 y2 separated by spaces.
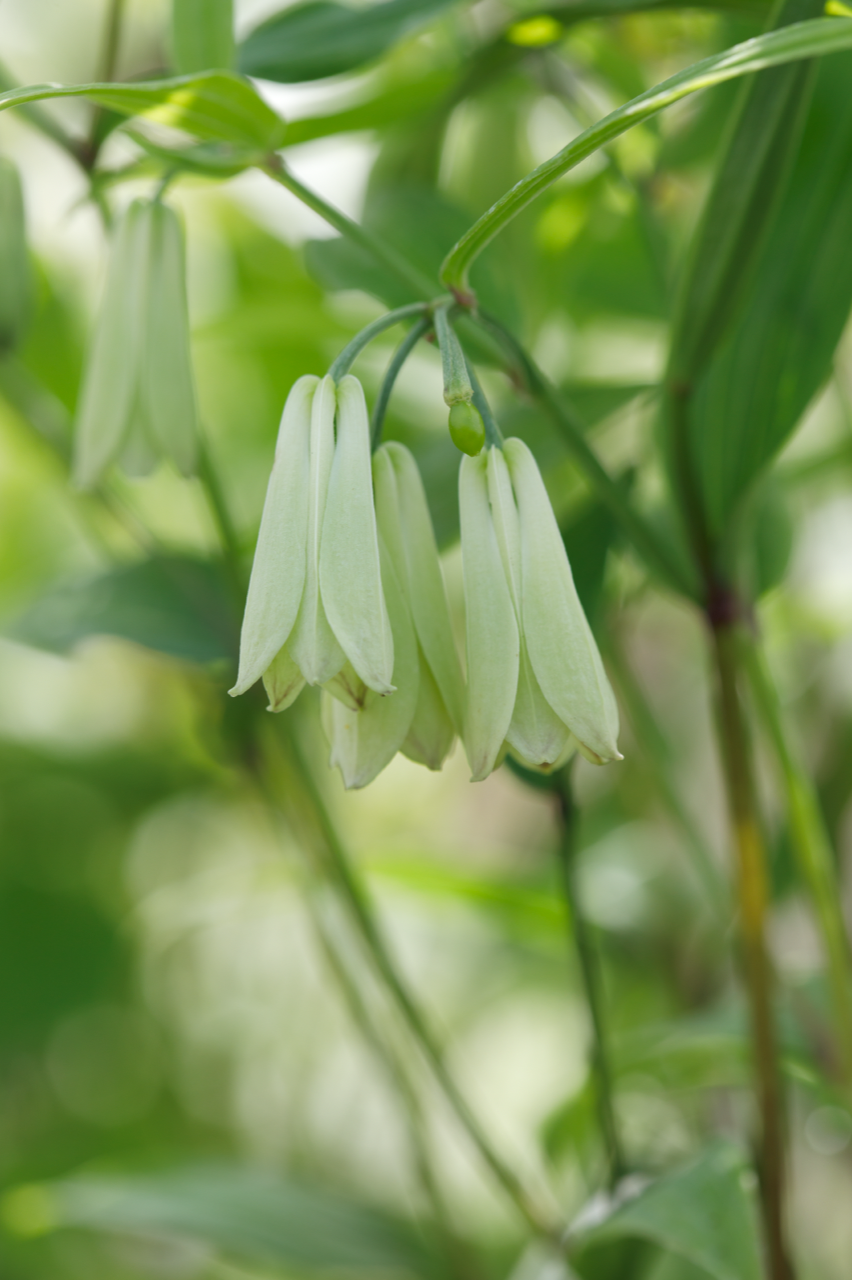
230 373 393 709
322 441 463 788
460 438 620 781
74 198 198 487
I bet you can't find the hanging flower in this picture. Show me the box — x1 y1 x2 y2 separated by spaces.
322 441 463 788
460 438 621 781
230 373 394 712
73 198 198 487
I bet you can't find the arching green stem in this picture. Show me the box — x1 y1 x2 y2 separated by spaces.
329 303 430 382
371 315 433 450
440 17 852 292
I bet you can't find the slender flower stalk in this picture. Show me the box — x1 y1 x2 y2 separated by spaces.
460 439 620 780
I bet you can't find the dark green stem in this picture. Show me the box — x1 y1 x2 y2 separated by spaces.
556 770 625 1188
262 156 436 301
328 303 429 382
711 623 794 1280
274 721 560 1241
371 315 433 450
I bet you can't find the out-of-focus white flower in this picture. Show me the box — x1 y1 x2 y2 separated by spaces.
322 441 463 788
460 438 620 780
74 198 198 487
230 374 393 712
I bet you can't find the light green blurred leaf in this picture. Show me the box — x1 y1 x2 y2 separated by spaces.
571 1144 762 1280
6 557 239 665
0 72 285 151
44 1166 439 1277
238 0 458 84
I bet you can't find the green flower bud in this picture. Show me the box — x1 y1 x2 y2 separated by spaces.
448 401 485 456
0 157 33 353
171 0 234 73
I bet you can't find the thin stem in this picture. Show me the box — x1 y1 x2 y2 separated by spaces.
711 623 794 1280
272 720 560 1241
743 632 852 1086
556 770 625 1189
262 157 437 301
301 883 471 1278
474 310 697 598
84 0 127 170
328 303 429 382
196 433 246 604
464 360 503 449
439 18 852 291
371 315 433 450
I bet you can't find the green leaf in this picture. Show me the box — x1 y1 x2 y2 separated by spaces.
238 0 458 84
6 557 239 665
171 0 235 73
0 72 285 151
668 0 824 386
687 52 852 535
43 1166 438 1277
571 1144 762 1280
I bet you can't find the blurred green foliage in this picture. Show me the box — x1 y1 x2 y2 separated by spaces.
0 1 851 1278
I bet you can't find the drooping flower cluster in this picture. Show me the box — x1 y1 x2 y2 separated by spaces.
231 365 620 788
74 198 198 488
460 439 620 780
230 374 394 716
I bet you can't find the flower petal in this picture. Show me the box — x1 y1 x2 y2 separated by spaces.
229 374 316 696
320 376 394 693
263 645 306 712
288 375 345 686
507 636 573 766
384 442 464 734
324 537 418 789
401 647 455 771
142 200 198 477
459 451 518 781
323 661 368 712
74 200 149 488
505 437 621 764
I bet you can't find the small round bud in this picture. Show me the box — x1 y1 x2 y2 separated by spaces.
448 401 485 456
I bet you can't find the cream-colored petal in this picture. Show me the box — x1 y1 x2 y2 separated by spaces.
74 200 150 488
263 645 306 712
142 200 198 476
505 437 621 764
320 376 394 693
323 661 368 712
324 537 418 789
506 635 573 766
401 647 455 771
486 443 522 612
288 375 345 685
459 451 519 782
229 374 316 696
385 442 464 734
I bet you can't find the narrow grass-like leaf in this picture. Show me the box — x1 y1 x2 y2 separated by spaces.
668 0 823 386
0 72 285 150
